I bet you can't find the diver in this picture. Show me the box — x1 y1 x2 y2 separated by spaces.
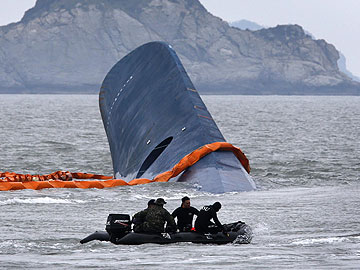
194 202 224 234
172 196 199 232
132 198 176 233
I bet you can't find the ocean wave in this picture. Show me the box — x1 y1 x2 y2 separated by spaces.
252 222 270 235
291 235 360 245
0 197 85 205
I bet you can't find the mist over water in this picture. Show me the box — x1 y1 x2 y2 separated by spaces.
0 95 359 269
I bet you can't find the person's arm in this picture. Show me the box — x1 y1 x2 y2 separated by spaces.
165 210 176 227
211 209 223 228
191 207 199 215
171 207 179 218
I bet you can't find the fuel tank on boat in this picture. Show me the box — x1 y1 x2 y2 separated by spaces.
99 41 256 193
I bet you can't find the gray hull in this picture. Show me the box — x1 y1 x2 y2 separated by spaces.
99 42 255 193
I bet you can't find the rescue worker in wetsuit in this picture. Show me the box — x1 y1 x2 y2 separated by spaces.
172 196 199 232
132 198 176 233
194 202 224 234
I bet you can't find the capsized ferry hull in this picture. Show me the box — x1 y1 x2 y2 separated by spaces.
99 42 255 193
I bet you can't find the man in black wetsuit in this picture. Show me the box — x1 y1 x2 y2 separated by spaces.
172 196 199 232
194 202 223 234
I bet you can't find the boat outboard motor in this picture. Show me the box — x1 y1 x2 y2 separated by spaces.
106 214 132 242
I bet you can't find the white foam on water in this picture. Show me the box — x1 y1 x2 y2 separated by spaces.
0 197 85 205
252 222 270 235
131 194 152 200
291 236 358 245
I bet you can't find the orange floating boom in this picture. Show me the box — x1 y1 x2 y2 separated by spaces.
0 142 250 191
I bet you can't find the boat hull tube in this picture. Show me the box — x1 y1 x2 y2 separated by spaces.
99 41 256 193
80 222 253 245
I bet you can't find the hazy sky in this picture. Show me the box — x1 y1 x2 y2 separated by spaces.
0 0 359 77
200 0 360 77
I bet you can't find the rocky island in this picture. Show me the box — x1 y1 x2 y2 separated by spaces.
0 0 359 94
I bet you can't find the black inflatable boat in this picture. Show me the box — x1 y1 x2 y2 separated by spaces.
80 214 252 245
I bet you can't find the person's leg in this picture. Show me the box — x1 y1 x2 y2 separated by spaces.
195 224 207 233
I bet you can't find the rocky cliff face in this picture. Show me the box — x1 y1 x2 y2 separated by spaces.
0 0 359 94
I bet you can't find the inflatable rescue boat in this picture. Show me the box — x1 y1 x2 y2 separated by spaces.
80 214 252 245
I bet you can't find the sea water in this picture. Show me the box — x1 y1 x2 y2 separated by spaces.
0 95 359 269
